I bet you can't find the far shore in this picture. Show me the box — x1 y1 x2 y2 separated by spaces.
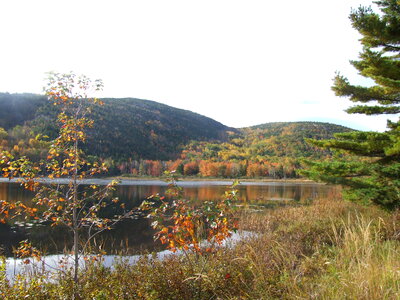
111 175 318 184
0 176 321 185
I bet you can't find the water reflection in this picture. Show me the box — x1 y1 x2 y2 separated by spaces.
0 181 339 256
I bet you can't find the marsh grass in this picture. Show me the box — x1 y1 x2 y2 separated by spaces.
1 197 399 299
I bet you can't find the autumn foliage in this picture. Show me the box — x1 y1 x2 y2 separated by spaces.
141 172 239 254
0 73 136 289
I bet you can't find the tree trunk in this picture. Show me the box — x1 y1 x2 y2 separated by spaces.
73 136 79 297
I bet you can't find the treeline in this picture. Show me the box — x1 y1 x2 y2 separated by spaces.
0 127 301 178
0 125 50 161
0 120 353 179
113 158 300 179
110 122 352 179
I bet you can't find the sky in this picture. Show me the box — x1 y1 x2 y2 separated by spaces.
0 0 397 132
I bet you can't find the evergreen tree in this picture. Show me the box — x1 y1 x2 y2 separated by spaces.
302 0 400 209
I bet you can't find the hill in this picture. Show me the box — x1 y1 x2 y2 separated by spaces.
248 121 353 138
180 121 354 161
240 121 353 158
0 93 47 130
166 121 355 178
0 93 233 160
0 93 356 178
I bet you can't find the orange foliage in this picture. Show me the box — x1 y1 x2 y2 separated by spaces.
141 174 239 254
183 161 199 176
166 159 183 172
246 162 268 177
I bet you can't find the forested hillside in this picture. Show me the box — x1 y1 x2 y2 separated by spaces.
0 93 47 130
0 93 355 178
151 121 353 178
114 122 354 178
243 122 353 158
0 93 232 160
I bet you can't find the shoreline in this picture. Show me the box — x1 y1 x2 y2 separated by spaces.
0 176 320 185
110 176 318 184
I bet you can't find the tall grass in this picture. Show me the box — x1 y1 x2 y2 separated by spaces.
293 215 400 299
1 197 399 299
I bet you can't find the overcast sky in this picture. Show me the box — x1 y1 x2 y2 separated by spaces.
1 0 396 132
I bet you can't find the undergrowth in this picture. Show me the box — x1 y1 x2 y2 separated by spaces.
1 197 399 299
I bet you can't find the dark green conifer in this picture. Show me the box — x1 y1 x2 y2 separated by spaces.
302 0 400 209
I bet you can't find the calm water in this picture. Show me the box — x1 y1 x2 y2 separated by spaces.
0 180 339 256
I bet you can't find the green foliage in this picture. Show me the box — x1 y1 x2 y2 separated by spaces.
0 93 232 161
114 122 353 179
168 122 352 179
0 84 354 178
0 88 353 179
302 0 400 210
181 122 351 161
0 93 47 130
0 128 7 140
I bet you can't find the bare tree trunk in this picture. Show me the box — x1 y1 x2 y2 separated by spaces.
73 136 79 297
73 206 78 283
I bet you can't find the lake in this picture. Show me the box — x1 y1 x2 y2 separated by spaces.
0 180 339 257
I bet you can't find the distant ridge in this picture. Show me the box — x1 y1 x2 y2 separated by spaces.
0 93 233 160
0 93 47 130
237 121 354 158
248 121 353 132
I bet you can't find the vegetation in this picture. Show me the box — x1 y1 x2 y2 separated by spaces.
115 122 353 179
0 93 47 130
0 73 138 295
141 173 239 254
0 92 231 161
138 173 239 298
0 92 353 178
0 74 242 298
1 195 399 299
1 2 399 298
302 0 400 210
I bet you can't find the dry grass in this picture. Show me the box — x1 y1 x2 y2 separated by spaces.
235 199 400 299
1 197 400 299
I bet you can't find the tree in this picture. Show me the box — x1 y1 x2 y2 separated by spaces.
0 72 135 294
0 127 7 140
140 171 239 298
301 0 400 209
142 172 239 254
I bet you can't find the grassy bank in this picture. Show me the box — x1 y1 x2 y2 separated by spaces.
1 197 399 299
